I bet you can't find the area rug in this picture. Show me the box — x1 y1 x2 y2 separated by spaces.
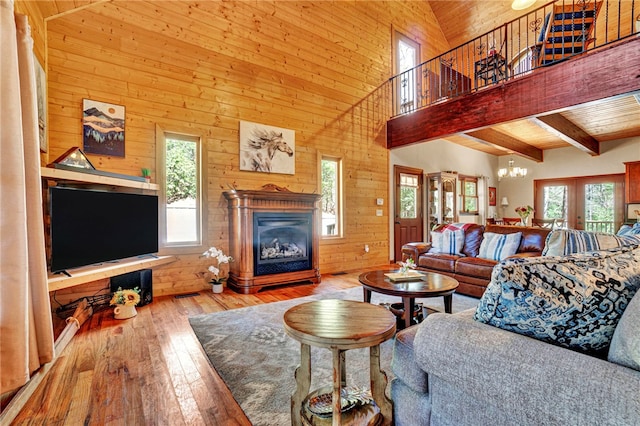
189 286 478 425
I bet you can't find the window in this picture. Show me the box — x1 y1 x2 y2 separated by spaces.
399 173 419 219
459 176 478 214
156 127 206 251
393 31 420 114
534 174 624 231
320 156 342 237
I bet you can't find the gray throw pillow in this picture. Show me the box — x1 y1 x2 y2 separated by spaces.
608 293 640 371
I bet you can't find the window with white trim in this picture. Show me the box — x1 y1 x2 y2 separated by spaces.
157 129 206 251
320 156 343 237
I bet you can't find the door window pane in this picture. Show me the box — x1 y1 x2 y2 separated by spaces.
400 173 418 219
542 185 568 226
584 183 615 233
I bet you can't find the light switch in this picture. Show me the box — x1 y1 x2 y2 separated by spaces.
376 209 383 216
376 198 384 206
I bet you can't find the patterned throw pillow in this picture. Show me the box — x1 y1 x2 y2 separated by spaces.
430 229 465 255
474 244 640 355
543 229 640 256
478 232 522 261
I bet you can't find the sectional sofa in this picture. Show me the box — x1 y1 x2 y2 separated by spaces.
391 241 640 425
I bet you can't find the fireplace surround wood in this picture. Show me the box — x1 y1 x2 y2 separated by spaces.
224 186 321 294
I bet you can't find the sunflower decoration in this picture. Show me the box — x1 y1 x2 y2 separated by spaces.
110 287 141 306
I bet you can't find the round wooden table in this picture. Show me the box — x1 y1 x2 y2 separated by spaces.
283 299 396 426
358 269 459 329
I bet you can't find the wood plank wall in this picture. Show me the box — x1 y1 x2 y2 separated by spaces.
19 0 451 300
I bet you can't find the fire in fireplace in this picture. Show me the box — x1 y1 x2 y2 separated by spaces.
253 212 312 276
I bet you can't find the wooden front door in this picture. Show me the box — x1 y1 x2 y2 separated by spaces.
394 165 423 262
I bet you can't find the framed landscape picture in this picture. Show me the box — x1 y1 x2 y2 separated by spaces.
239 120 295 175
82 99 125 157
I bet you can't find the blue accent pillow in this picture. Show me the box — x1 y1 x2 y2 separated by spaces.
618 222 640 236
543 229 640 256
474 244 640 355
429 229 465 256
478 232 522 261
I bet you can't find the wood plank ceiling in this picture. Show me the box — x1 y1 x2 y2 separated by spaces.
33 0 640 159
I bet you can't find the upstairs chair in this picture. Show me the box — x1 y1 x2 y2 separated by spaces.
538 0 603 66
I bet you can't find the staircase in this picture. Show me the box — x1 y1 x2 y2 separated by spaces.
538 0 602 65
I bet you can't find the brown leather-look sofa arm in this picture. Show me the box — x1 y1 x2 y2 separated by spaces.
402 242 431 262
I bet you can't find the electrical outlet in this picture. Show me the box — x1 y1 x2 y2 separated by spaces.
364 244 370 253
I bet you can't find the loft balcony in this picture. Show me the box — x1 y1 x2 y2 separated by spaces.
387 0 640 160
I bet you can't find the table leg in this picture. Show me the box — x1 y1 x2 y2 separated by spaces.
291 343 311 426
331 348 344 426
363 287 372 303
402 296 415 329
444 294 453 314
370 344 393 423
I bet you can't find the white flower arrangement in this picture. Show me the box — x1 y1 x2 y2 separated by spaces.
203 246 233 284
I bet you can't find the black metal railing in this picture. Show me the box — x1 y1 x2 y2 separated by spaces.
390 0 639 117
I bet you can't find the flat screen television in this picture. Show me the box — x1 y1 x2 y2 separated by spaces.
49 186 159 273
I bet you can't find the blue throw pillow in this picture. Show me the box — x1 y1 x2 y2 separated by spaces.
617 222 640 236
474 244 640 355
478 232 521 261
543 229 640 256
429 229 465 256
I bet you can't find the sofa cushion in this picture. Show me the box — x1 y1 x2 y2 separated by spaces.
474 244 640 355
608 292 640 371
455 256 498 280
417 253 457 272
543 229 640 256
430 228 465 255
391 325 429 393
478 232 522 261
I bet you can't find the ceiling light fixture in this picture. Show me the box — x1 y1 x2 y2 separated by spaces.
498 159 528 180
511 0 536 10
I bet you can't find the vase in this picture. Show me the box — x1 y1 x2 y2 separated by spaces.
114 304 137 319
212 280 225 294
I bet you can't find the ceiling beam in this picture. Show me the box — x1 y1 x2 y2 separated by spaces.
461 129 543 162
533 114 600 155
387 36 640 148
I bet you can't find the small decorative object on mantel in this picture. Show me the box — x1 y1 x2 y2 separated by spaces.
515 205 535 226
202 246 233 294
110 287 141 319
141 168 151 183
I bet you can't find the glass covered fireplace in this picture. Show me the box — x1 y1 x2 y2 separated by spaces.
253 212 312 276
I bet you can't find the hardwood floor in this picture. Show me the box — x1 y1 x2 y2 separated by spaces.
9 270 370 425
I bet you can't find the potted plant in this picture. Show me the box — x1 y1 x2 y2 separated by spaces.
110 287 141 319
203 246 233 293
141 168 151 183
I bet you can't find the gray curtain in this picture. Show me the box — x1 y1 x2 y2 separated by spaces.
1 0 54 395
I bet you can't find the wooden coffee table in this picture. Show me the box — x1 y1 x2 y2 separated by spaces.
359 268 459 329
283 299 396 426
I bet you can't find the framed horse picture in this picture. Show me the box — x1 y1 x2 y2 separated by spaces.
239 120 295 175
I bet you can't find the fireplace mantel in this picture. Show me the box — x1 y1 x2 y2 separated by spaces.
223 187 321 294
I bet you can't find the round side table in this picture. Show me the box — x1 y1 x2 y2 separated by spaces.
283 299 396 426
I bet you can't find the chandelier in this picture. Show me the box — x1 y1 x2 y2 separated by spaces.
498 159 528 180
511 0 536 10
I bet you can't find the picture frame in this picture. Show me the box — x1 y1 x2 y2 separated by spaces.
82 99 125 157
239 120 295 175
489 187 497 206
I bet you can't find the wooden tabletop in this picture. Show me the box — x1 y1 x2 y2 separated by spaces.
358 268 459 298
283 299 396 350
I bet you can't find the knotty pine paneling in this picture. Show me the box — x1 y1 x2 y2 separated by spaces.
28 0 450 296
